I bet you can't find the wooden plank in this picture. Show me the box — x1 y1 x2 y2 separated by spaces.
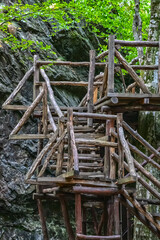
117 176 137 185
40 69 64 122
116 114 124 179
87 50 95 127
2 67 34 108
115 39 159 47
10 88 44 136
115 49 151 94
104 120 111 178
108 35 115 93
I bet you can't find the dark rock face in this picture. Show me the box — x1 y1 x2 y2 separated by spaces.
0 2 99 239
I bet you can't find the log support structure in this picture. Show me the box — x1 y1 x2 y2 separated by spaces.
2 36 160 239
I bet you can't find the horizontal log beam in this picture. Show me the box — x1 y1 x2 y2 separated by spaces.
9 134 50 140
73 186 121 195
36 81 102 87
77 234 121 240
73 112 117 120
76 138 118 147
115 40 159 47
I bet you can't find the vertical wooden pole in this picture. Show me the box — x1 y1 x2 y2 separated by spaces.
114 196 120 235
33 55 40 100
56 120 64 176
93 87 98 104
82 206 87 234
75 193 82 238
117 113 124 179
37 199 49 240
110 119 116 179
67 108 74 172
100 63 108 98
87 50 95 127
104 120 110 178
42 83 48 135
59 195 75 240
106 197 114 236
108 35 115 93
158 37 160 93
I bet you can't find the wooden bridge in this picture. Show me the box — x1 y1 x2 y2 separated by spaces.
2 35 160 239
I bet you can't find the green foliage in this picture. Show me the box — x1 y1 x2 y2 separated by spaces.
0 0 151 60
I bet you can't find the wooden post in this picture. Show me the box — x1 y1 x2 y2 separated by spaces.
104 120 110 178
87 50 95 127
108 35 115 93
110 119 116 179
82 206 87 235
75 193 82 238
59 195 75 240
33 55 40 100
100 63 108 98
56 120 64 176
42 83 48 135
37 199 49 240
117 113 124 179
114 196 120 235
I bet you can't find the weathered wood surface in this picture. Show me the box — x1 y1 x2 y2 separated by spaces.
115 39 159 47
96 50 109 60
38 129 67 177
36 81 102 87
120 197 160 238
108 35 115 93
76 234 121 240
25 130 58 180
42 187 59 193
33 55 40 100
9 134 50 140
2 67 34 108
87 50 95 126
73 112 117 120
2 105 29 111
117 115 136 177
100 63 108 98
128 142 160 170
10 88 44 136
73 186 121 195
94 97 118 110
75 194 82 234
40 69 64 122
67 108 79 174
56 120 65 176
123 121 160 159
112 153 160 200
42 83 48 135
59 195 75 240
47 105 57 132
115 49 151 94
76 138 118 147
122 189 160 231
37 199 49 240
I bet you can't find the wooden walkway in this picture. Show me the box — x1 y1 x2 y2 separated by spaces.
2 36 160 239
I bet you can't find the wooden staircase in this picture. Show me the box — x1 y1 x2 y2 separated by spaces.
2 36 160 239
